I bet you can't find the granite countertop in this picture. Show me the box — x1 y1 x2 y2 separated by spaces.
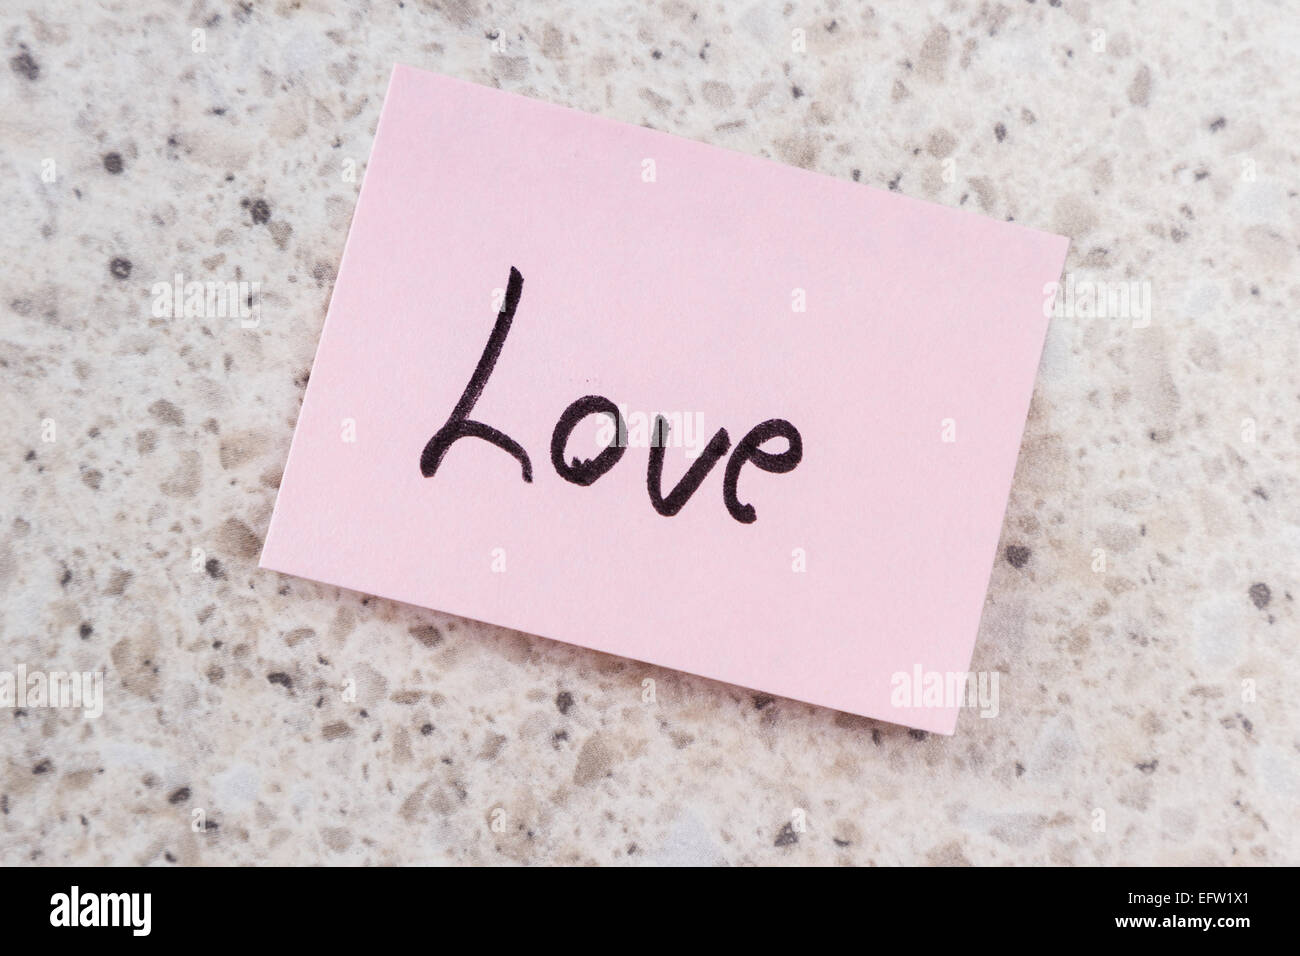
2 0 1296 865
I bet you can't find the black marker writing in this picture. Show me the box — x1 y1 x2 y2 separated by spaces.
723 419 803 524
647 416 731 516
419 266 804 524
551 395 626 486
419 266 533 482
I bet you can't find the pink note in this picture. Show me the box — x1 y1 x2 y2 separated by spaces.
260 65 1069 734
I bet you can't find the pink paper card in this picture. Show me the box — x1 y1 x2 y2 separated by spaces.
260 64 1069 734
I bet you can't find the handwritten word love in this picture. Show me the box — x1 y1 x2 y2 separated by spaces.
420 268 802 524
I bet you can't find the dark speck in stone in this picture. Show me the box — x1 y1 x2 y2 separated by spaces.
851 169 861 181
10 49 39 81
267 672 292 689
871 729 881 745
168 786 191 804
408 623 441 647
1015 762 1025 776
555 690 574 715
791 85 803 98
204 557 224 579
33 760 52 775
1252 486 1268 500
1248 583 1271 609
420 723 434 736
651 49 662 59
1005 544 1031 569
752 693 775 710
109 257 132 280
59 566 72 587
243 198 271 225
25 450 35 461
908 729 928 740
1209 116 1226 132
994 122 1007 142
1136 759 1158 774
79 622 93 639
102 152 124 174
774 822 798 847
888 173 902 191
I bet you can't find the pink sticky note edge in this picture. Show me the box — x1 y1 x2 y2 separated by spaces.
260 64 1070 735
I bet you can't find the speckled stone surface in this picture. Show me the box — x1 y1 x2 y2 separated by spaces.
2 0 1297 865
